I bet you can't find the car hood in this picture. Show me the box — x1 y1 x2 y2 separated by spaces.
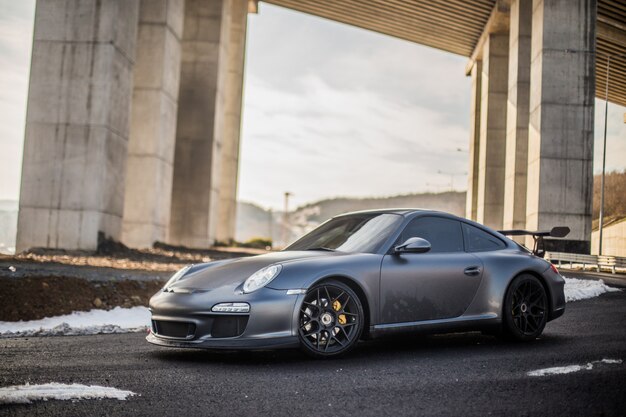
168 251 345 291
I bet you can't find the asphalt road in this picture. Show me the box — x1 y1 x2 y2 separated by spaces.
1 289 625 416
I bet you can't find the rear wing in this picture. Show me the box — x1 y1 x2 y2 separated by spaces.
498 227 570 257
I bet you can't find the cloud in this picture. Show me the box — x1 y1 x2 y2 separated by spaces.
239 73 469 209
239 4 471 209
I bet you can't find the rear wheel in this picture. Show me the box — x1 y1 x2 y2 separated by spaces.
298 281 364 358
503 274 548 341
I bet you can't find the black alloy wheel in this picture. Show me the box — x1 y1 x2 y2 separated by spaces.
298 280 364 358
503 274 548 341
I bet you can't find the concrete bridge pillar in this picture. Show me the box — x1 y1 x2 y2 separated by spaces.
525 0 596 253
476 33 509 230
465 61 482 222
121 0 185 248
16 0 139 251
215 0 247 244
169 0 248 247
503 0 532 233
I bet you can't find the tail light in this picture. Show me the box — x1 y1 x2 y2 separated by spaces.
550 263 559 275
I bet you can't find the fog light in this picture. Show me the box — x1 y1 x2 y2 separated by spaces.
211 302 250 313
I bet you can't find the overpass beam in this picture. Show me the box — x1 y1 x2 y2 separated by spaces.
16 0 139 251
503 0 532 233
169 0 248 247
122 0 185 248
526 0 596 253
476 34 509 229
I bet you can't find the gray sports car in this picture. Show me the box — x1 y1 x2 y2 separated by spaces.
147 209 567 358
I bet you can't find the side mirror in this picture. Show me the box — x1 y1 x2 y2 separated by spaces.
394 237 431 254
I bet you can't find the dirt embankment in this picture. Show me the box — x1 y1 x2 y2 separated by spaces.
0 240 260 321
0 276 164 321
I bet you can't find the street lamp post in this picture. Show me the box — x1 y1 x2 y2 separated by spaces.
598 53 626 255
437 170 467 191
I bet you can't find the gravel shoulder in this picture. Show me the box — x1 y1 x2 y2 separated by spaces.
0 244 258 321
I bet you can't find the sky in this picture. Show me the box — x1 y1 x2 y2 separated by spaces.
0 1 625 211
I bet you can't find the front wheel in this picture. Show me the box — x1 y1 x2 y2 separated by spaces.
503 274 548 341
298 281 364 358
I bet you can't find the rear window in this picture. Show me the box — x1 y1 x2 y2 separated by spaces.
462 223 506 252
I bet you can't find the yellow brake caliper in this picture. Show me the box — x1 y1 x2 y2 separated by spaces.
333 300 347 325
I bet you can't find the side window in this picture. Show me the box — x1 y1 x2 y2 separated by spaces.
401 217 463 253
462 223 506 252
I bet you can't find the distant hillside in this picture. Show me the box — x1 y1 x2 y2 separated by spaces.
236 191 466 246
593 170 626 229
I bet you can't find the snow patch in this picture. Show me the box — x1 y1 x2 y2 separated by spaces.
527 358 622 377
0 383 138 404
563 277 619 302
0 306 150 337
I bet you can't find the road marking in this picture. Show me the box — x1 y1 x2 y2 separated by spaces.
527 358 623 377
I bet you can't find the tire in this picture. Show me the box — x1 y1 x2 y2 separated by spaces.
503 274 548 341
298 280 364 358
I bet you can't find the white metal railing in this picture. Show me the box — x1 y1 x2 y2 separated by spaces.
545 252 626 274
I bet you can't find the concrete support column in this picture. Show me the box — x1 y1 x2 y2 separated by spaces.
215 1 248 244
169 0 248 247
122 0 184 248
526 0 596 252
476 33 509 229
17 0 139 251
466 61 482 222
503 0 532 232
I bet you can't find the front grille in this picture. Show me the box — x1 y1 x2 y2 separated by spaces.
152 320 195 339
211 316 249 338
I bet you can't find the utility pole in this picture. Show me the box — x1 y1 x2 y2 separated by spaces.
268 208 273 248
282 192 292 248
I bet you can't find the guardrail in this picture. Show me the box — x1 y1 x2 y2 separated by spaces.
545 252 626 274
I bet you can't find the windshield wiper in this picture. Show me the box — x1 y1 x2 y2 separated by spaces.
306 247 336 252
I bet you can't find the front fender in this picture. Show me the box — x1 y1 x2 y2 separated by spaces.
267 253 383 326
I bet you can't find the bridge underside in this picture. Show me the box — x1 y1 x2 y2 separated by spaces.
267 0 626 107
16 0 626 253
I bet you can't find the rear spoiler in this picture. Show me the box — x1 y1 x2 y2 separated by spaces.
498 227 570 257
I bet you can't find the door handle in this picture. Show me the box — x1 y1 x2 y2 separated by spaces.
464 266 481 276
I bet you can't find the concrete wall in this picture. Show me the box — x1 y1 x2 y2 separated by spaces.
17 0 139 251
122 0 184 248
591 220 626 257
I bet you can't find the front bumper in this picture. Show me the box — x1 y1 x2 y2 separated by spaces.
146 285 303 350
146 333 299 350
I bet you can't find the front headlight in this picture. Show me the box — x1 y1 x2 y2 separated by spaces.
242 264 282 293
163 265 192 290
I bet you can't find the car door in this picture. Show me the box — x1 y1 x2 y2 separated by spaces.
379 216 484 324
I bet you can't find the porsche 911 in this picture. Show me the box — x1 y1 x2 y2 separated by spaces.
147 209 567 358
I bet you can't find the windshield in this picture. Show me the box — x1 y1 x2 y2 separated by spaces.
285 213 403 254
